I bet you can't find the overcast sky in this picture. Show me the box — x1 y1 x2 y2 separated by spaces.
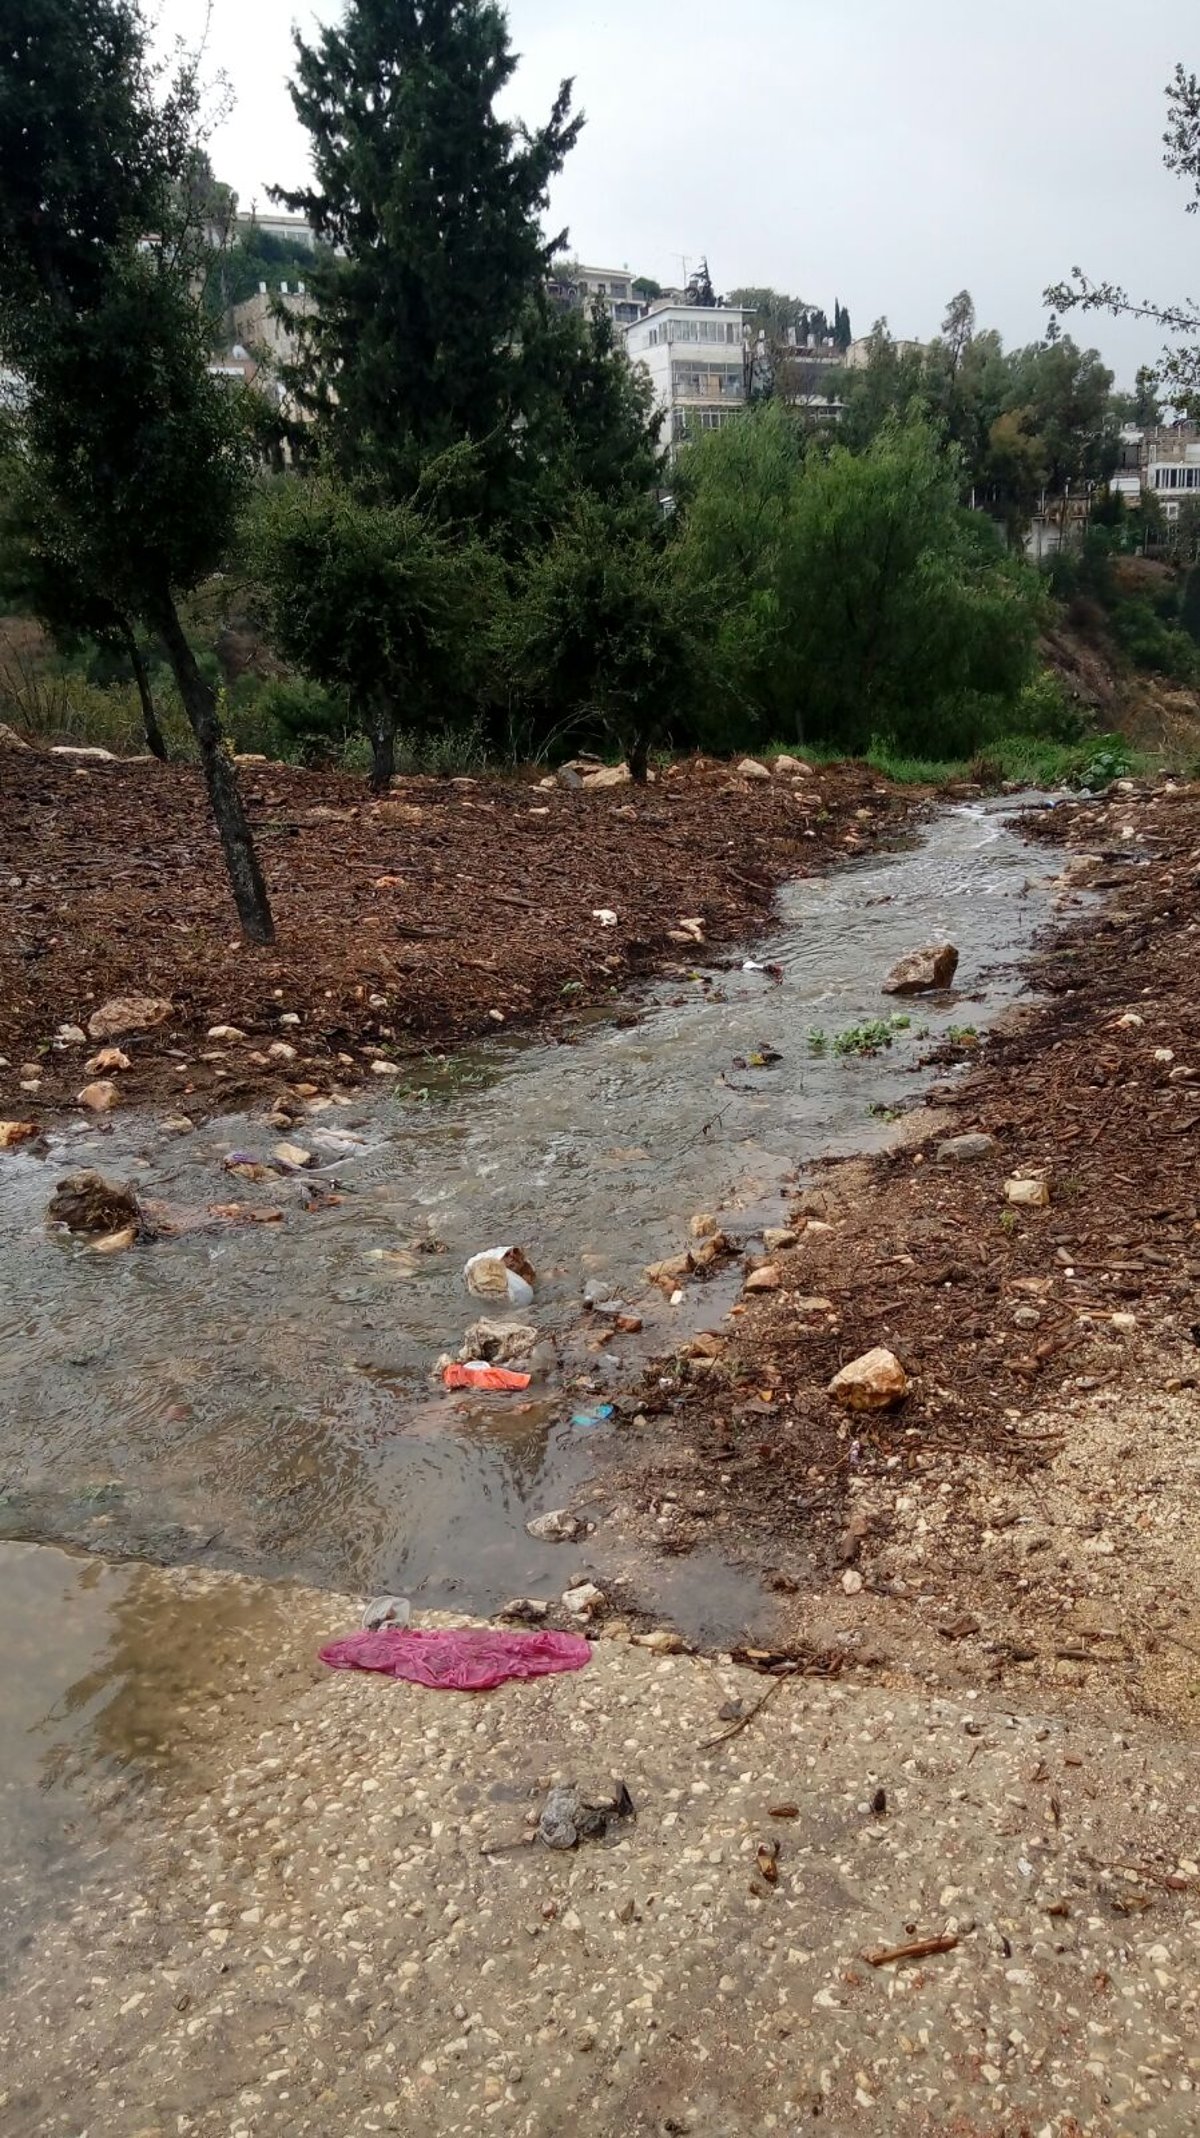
163 0 1199 385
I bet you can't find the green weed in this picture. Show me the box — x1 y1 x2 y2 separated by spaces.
831 1013 912 1057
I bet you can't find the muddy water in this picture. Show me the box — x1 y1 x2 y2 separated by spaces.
0 802 1065 1639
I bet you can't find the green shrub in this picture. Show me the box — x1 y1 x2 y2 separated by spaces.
1012 669 1086 742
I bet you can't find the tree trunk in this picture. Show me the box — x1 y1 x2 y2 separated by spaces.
155 594 275 945
628 726 651 785
119 618 167 762
368 699 398 795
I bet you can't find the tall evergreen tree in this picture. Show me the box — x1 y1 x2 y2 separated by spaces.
275 0 582 508
0 0 273 941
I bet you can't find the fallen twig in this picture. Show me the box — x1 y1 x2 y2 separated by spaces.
699 1672 786 1749
862 1933 959 1967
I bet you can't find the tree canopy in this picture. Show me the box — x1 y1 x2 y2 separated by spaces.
274 0 582 510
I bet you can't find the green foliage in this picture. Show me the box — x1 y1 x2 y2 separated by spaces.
251 675 353 764
674 406 1041 757
1080 735 1135 787
831 1015 911 1057
1011 669 1086 742
1109 597 1200 682
275 0 581 511
499 496 705 777
1180 565 1200 645
250 474 500 784
831 306 1117 540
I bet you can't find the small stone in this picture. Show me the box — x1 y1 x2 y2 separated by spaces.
84 1047 131 1074
0 1121 39 1150
496 1598 550 1621
937 1132 996 1162
841 1569 864 1595
763 1227 798 1252
86 993 172 1041
272 1141 314 1170
773 755 812 776
689 1212 719 1239
207 1025 246 1041
631 1628 684 1654
55 1023 86 1044
827 1347 910 1411
526 1509 589 1544
91 1225 137 1254
267 1040 297 1062
76 1079 119 1113
737 757 771 782
1004 1174 1050 1208
462 1318 537 1366
372 1059 401 1075
562 1582 606 1618
645 1251 694 1288
882 943 959 995
743 1264 781 1292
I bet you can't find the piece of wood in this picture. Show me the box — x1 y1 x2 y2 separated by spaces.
862 1933 959 1968
699 1672 785 1749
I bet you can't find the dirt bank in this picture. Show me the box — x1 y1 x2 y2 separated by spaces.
601 776 1200 1721
0 745 911 1124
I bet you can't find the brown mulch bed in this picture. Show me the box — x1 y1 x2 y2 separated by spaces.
606 777 1200 1581
0 745 910 1121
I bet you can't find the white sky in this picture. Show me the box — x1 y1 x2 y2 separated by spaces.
162 0 1200 385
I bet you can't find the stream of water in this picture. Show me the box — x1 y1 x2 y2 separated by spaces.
0 800 1068 1642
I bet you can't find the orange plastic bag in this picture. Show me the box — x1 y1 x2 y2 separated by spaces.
443 1362 531 1392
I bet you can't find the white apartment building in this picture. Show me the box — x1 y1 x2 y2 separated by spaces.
1112 424 1200 521
622 301 748 448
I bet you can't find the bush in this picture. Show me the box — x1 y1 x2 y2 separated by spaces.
1110 598 1200 683
1011 669 1086 742
249 676 354 765
673 408 1042 759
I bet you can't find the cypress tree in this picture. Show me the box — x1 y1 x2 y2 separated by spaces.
275 0 583 510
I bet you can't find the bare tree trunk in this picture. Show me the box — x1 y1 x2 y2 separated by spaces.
119 618 167 762
627 725 651 785
155 594 275 945
368 699 397 795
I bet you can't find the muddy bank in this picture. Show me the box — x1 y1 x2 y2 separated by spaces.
0 746 911 1123
606 776 1200 1705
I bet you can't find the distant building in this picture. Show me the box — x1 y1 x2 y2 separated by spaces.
843 334 925 370
233 211 315 252
1112 423 1200 521
622 300 749 449
547 262 650 326
230 284 314 372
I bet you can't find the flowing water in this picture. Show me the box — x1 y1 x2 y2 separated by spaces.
0 801 1067 1643
0 800 1077 1908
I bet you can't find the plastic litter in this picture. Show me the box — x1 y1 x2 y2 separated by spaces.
570 1403 614 1429
464 1246 536 1308
361 1594 411 1631
319 1625 592 1690
591 908 618 927
444 1361 531 1391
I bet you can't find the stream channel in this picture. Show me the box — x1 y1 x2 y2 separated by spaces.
0 800 1071 1620
0 797 1075 1928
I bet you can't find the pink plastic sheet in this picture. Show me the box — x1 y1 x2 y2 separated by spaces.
319 1625 592 1690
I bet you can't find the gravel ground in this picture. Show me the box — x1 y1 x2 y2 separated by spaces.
2 1563 1198 2138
